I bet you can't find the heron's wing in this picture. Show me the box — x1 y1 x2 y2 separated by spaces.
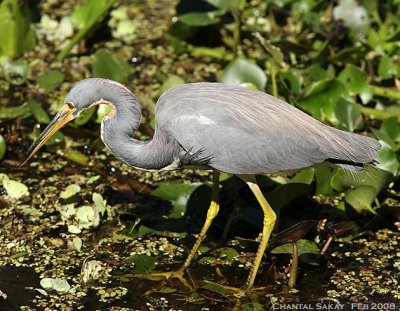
156 83 378 174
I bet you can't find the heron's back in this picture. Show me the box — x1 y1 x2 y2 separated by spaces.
156 83 380 174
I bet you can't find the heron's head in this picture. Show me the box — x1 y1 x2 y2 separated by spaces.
21 79 117 166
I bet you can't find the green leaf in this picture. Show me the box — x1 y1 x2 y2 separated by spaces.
220 58 267 91
378 55 396 79
375 144 399 175
93 193 106 215
298 79 349 124
218 247 239 262
123 254 156 274
60 184 81 200
178 12 221 27
76 206 95 223
335 97 363 132
71 0 108 30
74 106 95 126
0 135 6 160
95 104 111 123
288 168 314 185
152 182 201 218
199 283 230 297
92 49 131 84
159 75 185 94
2 60 29 85
337 64 372 103
0 103 31 119
271 239 319 256
331 166 391 193
345 186 377 214
37 70 65 90
0 0 36 58
0 174 29 199
380 117 400 143
28 99 51 124
314 166 335 195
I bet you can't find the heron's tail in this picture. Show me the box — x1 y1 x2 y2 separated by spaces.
323 127 381 172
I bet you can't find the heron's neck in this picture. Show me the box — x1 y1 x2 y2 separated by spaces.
100 97 180 171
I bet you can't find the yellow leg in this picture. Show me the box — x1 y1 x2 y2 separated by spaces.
241 175 277 290
180 170 220 270
127 170 220 285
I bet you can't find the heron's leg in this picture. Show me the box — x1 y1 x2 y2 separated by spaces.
241 175 277 290
179 170 220 270
128 170 220 287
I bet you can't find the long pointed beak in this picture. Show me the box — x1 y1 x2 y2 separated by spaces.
20 104 76 166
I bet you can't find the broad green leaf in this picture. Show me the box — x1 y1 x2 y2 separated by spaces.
95 104 111 123
199 283 229 297
41 278 71 292
218 247 239 262
74 106 95 126
378 55 396 79
71 0 108 29
331 166 391 193
152 182 201 218
76 206 95 223
335 97 363 132
40 278 54 289
178 12 221 27
0 0 36 58
288 168 314 185
92 49 131 84
314 166 335 195
271 239 319 255
337 64 372 103
93 193 106 215
279 69 302 93
28 99 51 124
0 135 5 160
73 237 82 251
123 254 156 274
37 70 65 90
303 64 327 83
159 75 185 94
0 174 29 199
380 117 400 143
60 184 81 200
375 144 399 175
0 103 31 119
220 58 267 91
345 186 377 214
2 60 29 85
298 79 349 124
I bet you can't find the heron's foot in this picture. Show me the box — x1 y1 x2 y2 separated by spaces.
203 281 266 298
123 268 194 289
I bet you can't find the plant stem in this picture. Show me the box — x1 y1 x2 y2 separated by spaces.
372 85 400 101
288 242 298 289
57 0 118 60
359 105 400 121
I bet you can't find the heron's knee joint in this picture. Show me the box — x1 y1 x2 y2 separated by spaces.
207 202 219 218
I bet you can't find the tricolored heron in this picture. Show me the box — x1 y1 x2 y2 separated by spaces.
22 78 380 290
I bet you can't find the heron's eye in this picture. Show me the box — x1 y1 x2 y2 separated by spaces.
66 102 75 109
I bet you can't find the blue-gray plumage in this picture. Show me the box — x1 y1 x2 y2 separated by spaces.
22 78 380 290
